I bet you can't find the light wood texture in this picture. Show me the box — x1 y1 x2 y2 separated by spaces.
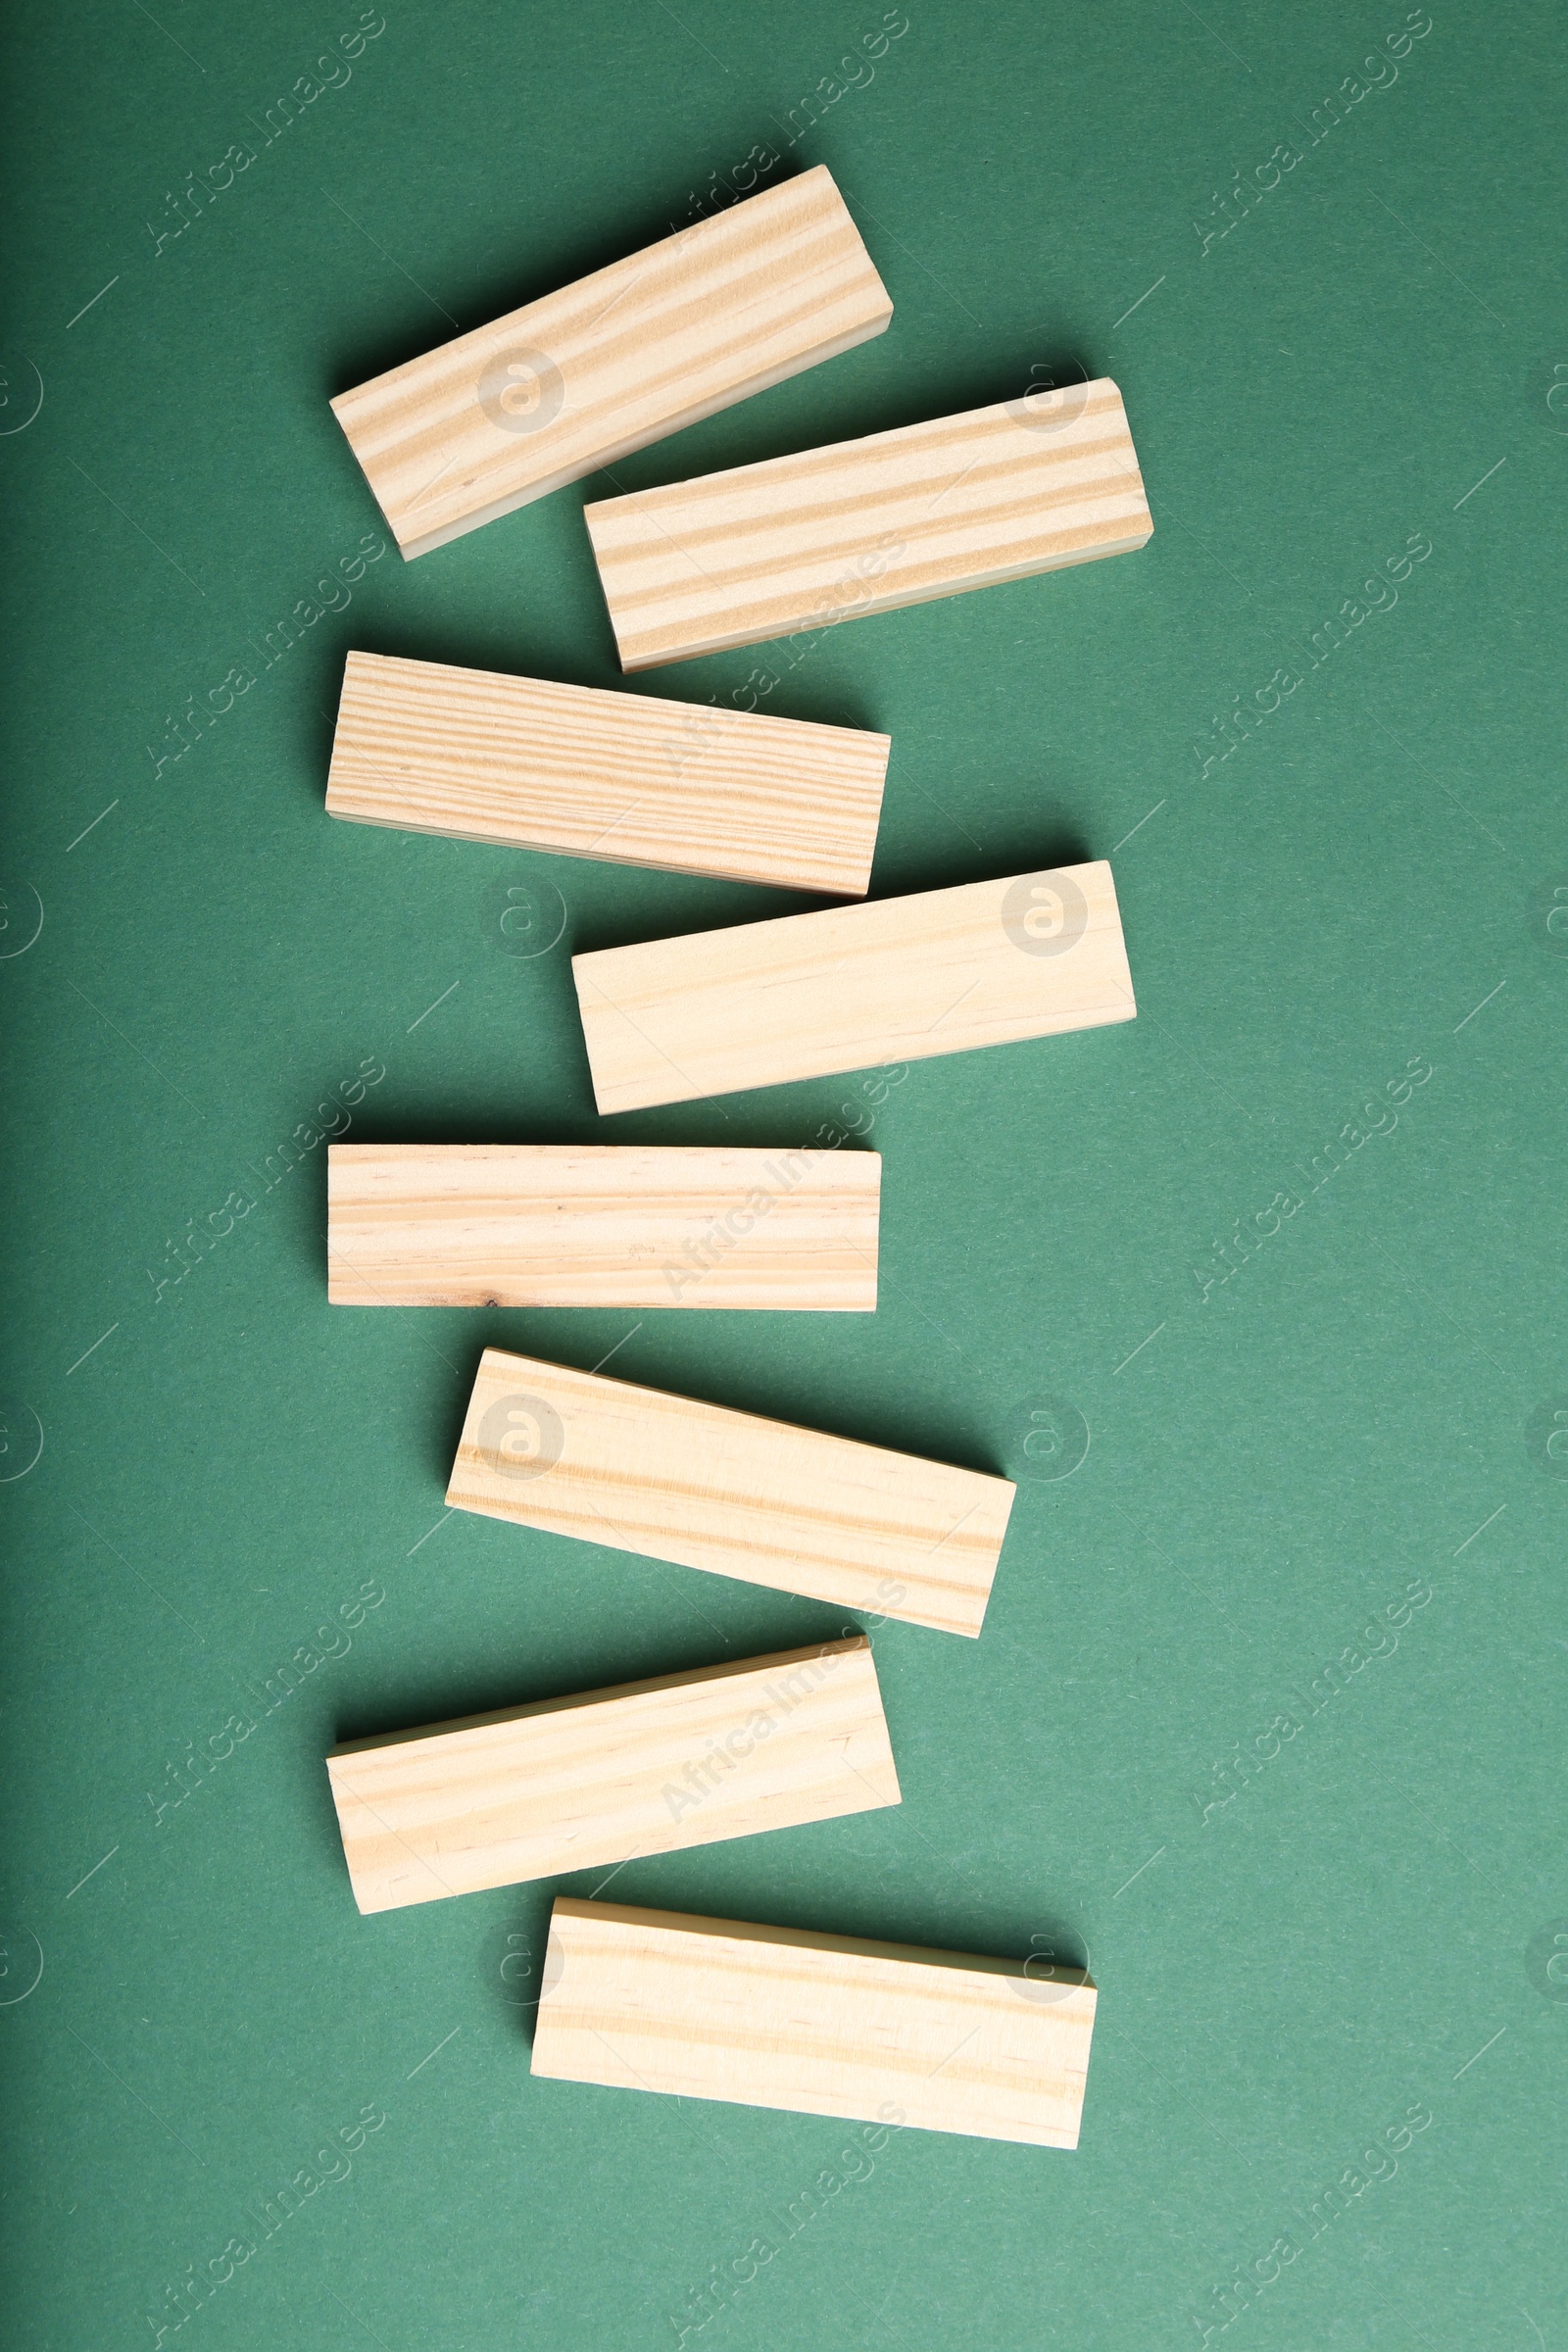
573 858 1134 1112
330 167 892 561
584 378 1151 669
326 1637 897 1915
446 1346 1015 1639
324 651 889 896
532 1897 1097 2148
326 1144 879 1310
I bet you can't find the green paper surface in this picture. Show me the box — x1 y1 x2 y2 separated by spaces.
1 3 1562 2346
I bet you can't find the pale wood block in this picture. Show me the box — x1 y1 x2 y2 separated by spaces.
446 1346 1015 1639
330 167 892 561
326 1637 897 1915
532 1897 1097 2148
573 858 1134 1112
584 378 1151 669
326 1145 879 1310
324 651 889 896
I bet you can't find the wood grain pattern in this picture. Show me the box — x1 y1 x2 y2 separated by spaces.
329 167 892 560
326 1637 897 1915
532 1897 1097 2148
446 1346 1015 1639
573 859 1134 1112
324 651 889 896
326 1145 880 1310
584 378 1151 668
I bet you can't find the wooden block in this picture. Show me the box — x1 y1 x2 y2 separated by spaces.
324 651 889 897
329 167 892 561
573 858 1133 1112
447 1347 1015 1639
326 1636 897 1915
584 378 1151 669
326 1145 879 1310
532 1897 1097 2148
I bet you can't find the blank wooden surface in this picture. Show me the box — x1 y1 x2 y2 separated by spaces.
446 1346 1015 1639
330 167 891 561
326 1637 897 1915
532 1897 1097 2148
573 859 1134 1112
324 651 889 896
326 1144 879 1310
584 378 1151 669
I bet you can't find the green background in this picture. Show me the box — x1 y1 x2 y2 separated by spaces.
2 3 1563 2345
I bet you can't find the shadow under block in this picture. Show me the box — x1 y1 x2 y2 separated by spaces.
329 166 892 560
584 377 1151 669
532 1898 1098 2148
573 858 1134 1112
446 1347 1016 1638
326 1144 880 1309
324 651 889 895
326 1637 898 1915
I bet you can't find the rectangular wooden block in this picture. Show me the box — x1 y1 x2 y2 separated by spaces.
330 167 892 560
324 651 889 896
326 1145 880 1310
326 1637 897 1915
584 377 1151 669
447 1346 1015 1639
532 1897 1097 2148
573 858 1134 1112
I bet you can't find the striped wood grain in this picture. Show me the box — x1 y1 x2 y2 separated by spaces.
326 1637 898 1914
532 1897 1098 2148
584 378 1151 668
330 167 892 559
572 859 1134 1112
324 651 889 895
326 1144 880 1310
446 1346 1016 1638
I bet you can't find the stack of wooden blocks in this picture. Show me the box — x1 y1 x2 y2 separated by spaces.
322 165 1150 2151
